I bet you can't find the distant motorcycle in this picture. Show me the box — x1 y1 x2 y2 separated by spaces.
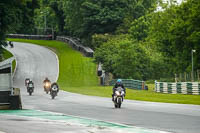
27 81 34 96
113 87 125 108
25 78 30 87
9 41 14 48
50 82 59 99
43 80 51 94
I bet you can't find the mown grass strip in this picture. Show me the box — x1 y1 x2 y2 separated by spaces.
1 49 16 73
2 49 13 60
7 38 99 87
7 38 200 105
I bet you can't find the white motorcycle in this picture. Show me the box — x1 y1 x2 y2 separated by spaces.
50 83 59 99
27 81 34 96
113 87 125 108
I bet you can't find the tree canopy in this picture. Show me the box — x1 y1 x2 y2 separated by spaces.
1 0 199 81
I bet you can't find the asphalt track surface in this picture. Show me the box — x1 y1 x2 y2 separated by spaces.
2 42 200 133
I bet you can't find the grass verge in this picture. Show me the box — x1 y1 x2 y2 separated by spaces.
8 38 200 105
8 38 99 87
2 48 13 59
1 48 16 73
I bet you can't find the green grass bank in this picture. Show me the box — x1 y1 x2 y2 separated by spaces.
8 38 200 105
8 38 99 87
1 48 16 72
2 49 13 59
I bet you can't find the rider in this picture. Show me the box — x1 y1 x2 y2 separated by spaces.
43 77 51 93
43 77 50 84
112 79 126 101
27 80 34 92
50 82 59 93
25 78 30 87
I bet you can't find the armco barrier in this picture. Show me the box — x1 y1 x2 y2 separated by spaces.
7 34 52 40
155 81 200 95
0 58 22 110
7 34 94 57
56 36 94 57
109 79 145 90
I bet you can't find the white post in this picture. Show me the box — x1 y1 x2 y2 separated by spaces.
9 62 13 95
44 15 47 34
192 49 196 82
40 11 47 34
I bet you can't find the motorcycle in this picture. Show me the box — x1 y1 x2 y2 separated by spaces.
43 80 51 94
50 83 59 99
27 81 34 96
9 41 14 48
113 87 125 108
25 78 30 87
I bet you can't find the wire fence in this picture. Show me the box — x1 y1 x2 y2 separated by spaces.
175 70 200 82
35 28 53 35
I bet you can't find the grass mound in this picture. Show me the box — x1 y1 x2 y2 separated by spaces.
8 39 99 88
8 38 200 105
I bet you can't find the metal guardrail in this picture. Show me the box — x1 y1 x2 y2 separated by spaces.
155 81 200 95
0 58 22 109
109 79 145 90
7 34 52 40
56 36 94 57
0 57 14 70
0 57 22 109
7 34 94 57
0 57 14 92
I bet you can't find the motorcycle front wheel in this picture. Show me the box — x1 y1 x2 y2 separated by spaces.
51 92 56 99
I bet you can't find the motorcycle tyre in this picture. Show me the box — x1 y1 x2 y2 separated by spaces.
51 92 56 99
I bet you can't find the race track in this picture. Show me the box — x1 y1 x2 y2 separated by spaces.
3 42 200 133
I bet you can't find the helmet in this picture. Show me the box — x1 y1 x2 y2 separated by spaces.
117 79 122 83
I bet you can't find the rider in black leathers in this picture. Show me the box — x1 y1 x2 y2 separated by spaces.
27 80 34 92
50 82 59 94
112 79 126 101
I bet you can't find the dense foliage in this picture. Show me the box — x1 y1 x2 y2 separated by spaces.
1 0 199 80
0 0 39 60
94 0 200 80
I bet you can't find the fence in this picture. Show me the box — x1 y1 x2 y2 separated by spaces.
109 79 146 90
155 81 200 95
7 34 94 57
7 34 53 40
0 57 22 109
175 70 200 82
56 36 94 57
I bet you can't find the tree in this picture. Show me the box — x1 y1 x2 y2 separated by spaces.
48 0 65 34
129 13 153 41
0 0 26 49
62 0 155 45
148 0 200 73
94 35 153 80
16 0 40 34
